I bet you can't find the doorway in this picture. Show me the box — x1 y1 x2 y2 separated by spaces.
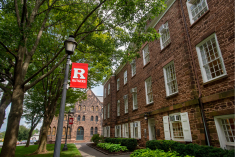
148 118 156 140
76 126 84 140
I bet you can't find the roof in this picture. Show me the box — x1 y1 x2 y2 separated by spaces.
96 96 103 103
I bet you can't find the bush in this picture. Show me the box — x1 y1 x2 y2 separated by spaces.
104 138 137 151
97 143 128 152
91 134 103 145
130 148 193 157
146 140 234 157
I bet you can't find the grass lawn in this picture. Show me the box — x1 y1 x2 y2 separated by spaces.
0 144 82 157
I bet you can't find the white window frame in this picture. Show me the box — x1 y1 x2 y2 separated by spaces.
196 33 227 83
131 60 136 76
104 126 110 137
214 114 235 150
145 77 153 104
104 106 106 119
186 0 209 24
108 83 110 95
131 87 138 110
163 61 178 96
122 123 129 138
124 70 127 85
142 44 150 66
117 100 120 116
115 125 122 137
130 121 141 139
159 22 171 50
123 95 128 113
107 104 110 118
104 88 106 98
117 78 120 91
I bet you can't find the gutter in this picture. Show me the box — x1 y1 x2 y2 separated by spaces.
179 0 210 146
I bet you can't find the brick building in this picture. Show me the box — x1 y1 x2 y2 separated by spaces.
102 0 234 150
48 89 103 143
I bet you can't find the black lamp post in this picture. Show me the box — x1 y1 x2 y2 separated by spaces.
62 109 74 151
53 35 77 157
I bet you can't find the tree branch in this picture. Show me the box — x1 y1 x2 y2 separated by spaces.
14 0 21 27
0 41 17 59
0 72 13 83
24 54 68 91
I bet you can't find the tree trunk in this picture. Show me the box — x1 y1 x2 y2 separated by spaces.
0 91 12 129
25 128 33 147
0 87 24 157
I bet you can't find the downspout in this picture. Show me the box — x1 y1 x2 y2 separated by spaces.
179 0 210 146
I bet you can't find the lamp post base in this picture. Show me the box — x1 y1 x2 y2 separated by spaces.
62 144 68 151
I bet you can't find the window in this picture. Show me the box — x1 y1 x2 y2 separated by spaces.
214 114 235 150
130 121 141 139
117 78 120 91
78 105 81 111
47 128 51 136
186 0 209 24
52 127 56 136
108 83 110 95
196 33 226 83
159 22 170 49
104 106 106 119
83 106 86 111
104 88 106 98
82 115 85 121
107 104 110 118
96 106 98 111
90 127 93 136
145 77 153 104
77 115 80 121
68 127 71 137
163 112 192 142
131 87 138 110
91 116 94 121
64 115 67 121
95 116 98 121
91 106 94 111
163 61 178 96
123 95 128 113
131 60 136 76
143 45 150 65
62 127 66 136
115 125 121 137
122 123 129 138
124 70 127 85
95 127 98 134
117 100 120 116
103 126 110 137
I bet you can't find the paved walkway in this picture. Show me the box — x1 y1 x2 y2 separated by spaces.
75 143 130 157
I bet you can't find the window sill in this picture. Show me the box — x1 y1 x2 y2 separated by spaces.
124 113 128 115
160 42 171 53
143 61 150 69
132 108 138 112
203 74 228 86
146 102 154 106
166 92 178 99
123 83 127 87
117 89 119 92
131 74 136 79
190 10 210 28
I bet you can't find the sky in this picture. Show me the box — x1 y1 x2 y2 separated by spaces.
0 85 103 133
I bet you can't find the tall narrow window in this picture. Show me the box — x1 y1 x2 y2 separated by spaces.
131 87 138 110
145 77 153 104
95 127 98 134
77 115 80 121
96 106 98 111
107 104 110 118
47 128 51 136
143 45 150 65
82 115 85 121
91 106 94 111
83 106 86 111
78 105 81 111
104 106 106 119
62 127 66 136
52 127 56 136
124 70 127 85
68 127 71 138
159 22 170 49
196 33 226 83
96 116 98 121
90 127 93 135
123 95 128 113
117 100 120 116
64 115 67 121
131 60 136 76
108 83 110 95
163 61 178 96
91 116 94 121
117 78 120 91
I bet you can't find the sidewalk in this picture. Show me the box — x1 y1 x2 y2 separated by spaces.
75 143 130 157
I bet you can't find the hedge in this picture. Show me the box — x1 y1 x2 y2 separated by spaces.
146 140 234 157
104 137 137 151
97 143 128 152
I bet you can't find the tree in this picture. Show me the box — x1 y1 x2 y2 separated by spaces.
0 0 166 156
18 125 30 141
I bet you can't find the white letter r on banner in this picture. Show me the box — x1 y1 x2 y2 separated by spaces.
73 68 86 79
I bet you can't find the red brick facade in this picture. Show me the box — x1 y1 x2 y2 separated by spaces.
102 0 234 149
48 89 103 143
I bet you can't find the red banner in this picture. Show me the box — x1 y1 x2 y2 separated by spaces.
70 63 88 88
69 118 73 124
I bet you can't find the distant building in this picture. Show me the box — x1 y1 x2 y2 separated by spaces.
47 89 103 143
30 133 39 141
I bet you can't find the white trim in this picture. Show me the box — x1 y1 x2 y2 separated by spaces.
124 70 128 85
108 83 110 95
117 78 120 91
145 77 153 104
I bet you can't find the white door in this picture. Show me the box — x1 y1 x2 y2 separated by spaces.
148 119 156 140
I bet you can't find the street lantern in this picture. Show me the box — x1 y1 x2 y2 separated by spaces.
64 35 77 55
144 113 148 121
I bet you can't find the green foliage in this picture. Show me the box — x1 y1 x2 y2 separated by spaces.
18 125 30 141
97 143 128 152
104 138 137 151
91 134 104 145
146 140 234 157
0 132 5 139
130 148 193 157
